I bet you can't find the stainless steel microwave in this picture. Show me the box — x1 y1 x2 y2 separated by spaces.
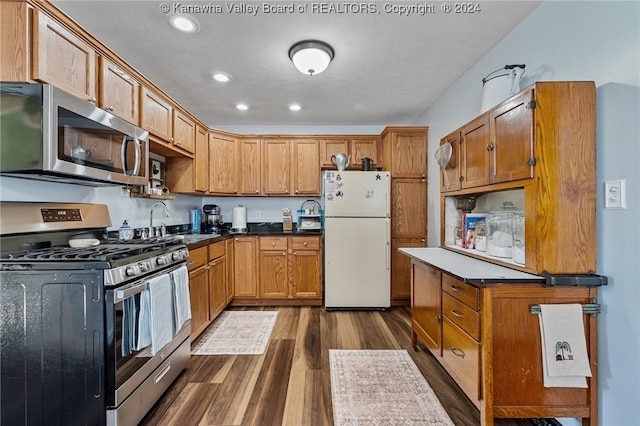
0 83 149 186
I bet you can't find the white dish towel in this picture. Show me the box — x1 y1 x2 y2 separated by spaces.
171 265 191 332
147 274 175 355
539 303 592 388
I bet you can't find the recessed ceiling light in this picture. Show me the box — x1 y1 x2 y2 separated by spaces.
211 72 232 83
167 13 200 34
289 104 302 111
235 103 249 111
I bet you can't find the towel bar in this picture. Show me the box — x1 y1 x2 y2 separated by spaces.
530 299 601 317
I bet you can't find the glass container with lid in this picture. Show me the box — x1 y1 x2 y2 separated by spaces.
486 201 521 258
512 211 525 264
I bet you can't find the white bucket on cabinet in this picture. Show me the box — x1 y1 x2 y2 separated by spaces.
480 65 525 113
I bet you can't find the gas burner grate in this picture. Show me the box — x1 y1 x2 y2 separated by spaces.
1 246 135 262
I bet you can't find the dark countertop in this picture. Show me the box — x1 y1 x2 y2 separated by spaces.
182 222 323 249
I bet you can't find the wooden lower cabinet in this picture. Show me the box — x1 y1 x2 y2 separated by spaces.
187 241 230 341
233 235 322 306
411 260 599 425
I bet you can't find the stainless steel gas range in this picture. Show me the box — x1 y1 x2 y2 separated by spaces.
0 202 191 426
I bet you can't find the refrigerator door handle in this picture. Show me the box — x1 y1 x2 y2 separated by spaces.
385 218 391 270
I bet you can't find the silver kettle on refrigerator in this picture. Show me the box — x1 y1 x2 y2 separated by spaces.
331 152 351 171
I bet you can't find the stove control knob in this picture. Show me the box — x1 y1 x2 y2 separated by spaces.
125 265 140 277
172 251 182 261
156 255 168 266
139 261 151 273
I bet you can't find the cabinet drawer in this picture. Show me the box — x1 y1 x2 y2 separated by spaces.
260 237 288 251
208 241 225 261
189 246 208 270
442 274 479 310
442 318 480 402
291 236 320 251
443 293 480 340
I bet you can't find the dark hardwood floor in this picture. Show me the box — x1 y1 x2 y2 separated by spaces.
140 306 531 426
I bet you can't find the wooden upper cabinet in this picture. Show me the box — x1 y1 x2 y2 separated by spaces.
1 1 31 82
489 88 535 184
32 11 97 103
263 139 291 195
291 139 321 196
140 86 173 142
173 109 195 154
350 138 379 168
319 137 380 170
319 139 349 168
439 130 461 192
381 128 427 177
99 57 139 124
195 125 209 192
460 115 490 189
209 132 238 194
239 138 262 195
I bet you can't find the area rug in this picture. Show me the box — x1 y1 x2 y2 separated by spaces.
330 349 454 425
191 310 278 355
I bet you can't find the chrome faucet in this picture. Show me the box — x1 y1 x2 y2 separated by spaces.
149 201 171 237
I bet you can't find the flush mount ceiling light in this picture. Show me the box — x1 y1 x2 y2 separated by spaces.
289 104 302 111
289 40 334 76
211 72 232 83
235 103 249 111
167 13 200 34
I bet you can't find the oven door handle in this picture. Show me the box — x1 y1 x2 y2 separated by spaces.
115 281 147 302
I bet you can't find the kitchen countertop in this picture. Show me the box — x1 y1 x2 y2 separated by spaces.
399 247 544 285
182 223 323 249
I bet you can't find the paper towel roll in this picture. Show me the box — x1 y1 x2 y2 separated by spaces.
232 206 247 231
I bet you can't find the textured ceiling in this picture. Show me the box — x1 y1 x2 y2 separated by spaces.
52 0 542 127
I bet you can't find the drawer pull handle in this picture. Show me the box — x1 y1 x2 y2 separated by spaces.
450 346 465 358
450 309 464 319
450 285 462 293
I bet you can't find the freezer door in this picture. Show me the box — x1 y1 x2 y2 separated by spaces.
324 217 391 309
324 171 390 217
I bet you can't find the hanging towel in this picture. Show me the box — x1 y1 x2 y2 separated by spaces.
171 265 191 332
539 304 592 388
137 288 152 350
121 296 138 356
147 274 175 355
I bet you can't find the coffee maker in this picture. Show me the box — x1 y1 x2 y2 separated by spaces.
202 204 223 233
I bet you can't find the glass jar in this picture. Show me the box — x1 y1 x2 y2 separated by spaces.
454 227 463 247
474 220 487 252
486 201 521 258
512 212 525 264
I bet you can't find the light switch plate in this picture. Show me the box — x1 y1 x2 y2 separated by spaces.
604 179 626 209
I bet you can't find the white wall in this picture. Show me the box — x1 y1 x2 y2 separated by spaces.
414 1 640 425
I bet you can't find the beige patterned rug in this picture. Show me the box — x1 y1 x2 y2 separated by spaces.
330 349 454 425
191 310 278 355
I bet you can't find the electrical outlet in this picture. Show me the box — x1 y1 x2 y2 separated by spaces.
255 210 261 218
604 179 626 209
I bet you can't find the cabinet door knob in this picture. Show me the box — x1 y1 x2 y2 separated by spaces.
486 141 495 151
169 137 174 142
282 252 286 256
107 106 114 112
304 241 308 246
272 242 275 246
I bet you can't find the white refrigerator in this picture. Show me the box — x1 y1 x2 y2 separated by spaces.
323 170 391 309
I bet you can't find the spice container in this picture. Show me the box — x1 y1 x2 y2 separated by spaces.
474 220 487 252
118 220 134 240
512 212 525 264
486 201 521 258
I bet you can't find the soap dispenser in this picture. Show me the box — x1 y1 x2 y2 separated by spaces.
118 220 134 240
